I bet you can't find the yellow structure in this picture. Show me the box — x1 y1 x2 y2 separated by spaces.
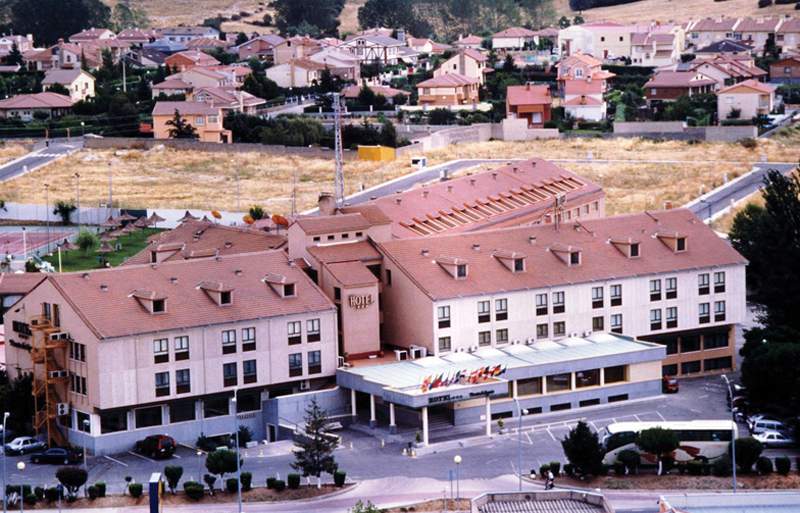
358 145 396 161
30 314 69 448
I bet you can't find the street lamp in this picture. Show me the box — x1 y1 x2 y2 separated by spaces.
82 419 90 469
721 374 738 494
3 411 10 513
453 455 462 502
44 183 50 255
513 399 528 491
230 392 242 513
15 462 24 513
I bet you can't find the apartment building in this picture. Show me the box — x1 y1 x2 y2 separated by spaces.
3 251 337 454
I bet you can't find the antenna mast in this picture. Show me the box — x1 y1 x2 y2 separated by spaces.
333 92 345 208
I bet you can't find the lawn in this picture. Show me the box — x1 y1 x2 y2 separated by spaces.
43 228 162 272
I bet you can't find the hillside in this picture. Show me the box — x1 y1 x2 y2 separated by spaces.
552 0 797 24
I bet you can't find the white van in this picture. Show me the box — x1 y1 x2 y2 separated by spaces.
751 419 787 435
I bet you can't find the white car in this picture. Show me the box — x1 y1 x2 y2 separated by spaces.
754 430 795 448
751 419 788 435
4 436 46 455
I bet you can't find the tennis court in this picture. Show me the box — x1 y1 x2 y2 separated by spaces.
0 229 71 258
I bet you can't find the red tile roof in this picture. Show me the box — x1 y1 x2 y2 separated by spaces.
307 241 382 264
0 272 46 295
506 84 551 106
152 101 220 116
294 213 373 236
718 79 776 94
378 209 746 301
341 84 406 99
493 27 537 38
325 261 379 287
40 250 334 339
417 73 479 88
778 18 800 33
644 71 717 88
0 92 73 110
454 35 483 45
691 18 739 32
736 17 781 32
564 95 604 106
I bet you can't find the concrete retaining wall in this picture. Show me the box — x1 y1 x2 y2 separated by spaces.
613 121 757 142
614 121 686 134
501 118 559 141
703 125 758 142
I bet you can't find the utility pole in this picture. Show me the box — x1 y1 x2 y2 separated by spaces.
44 183 50 254
74 172 80 229
333 92 345 208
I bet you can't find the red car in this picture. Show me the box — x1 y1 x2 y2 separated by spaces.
662 376 679 393
134 435 176 459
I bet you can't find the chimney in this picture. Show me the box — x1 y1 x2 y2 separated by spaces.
317 192 336 216
100 284 108 291
528 235 537 244
472 243 481 251
447 185 453 193
491 172 498 180
421 249 429 256
470 179 476 186
422 190 429 198
395 198 402 205
170 277 178 284
234 269 243 276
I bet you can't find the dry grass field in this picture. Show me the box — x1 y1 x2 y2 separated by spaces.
0 143 28 166
552 0 797 24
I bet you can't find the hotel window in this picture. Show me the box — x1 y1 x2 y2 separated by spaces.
536 323 548 339
100 411 128 434
289 353 303 377
203 396 229 418
517 377 542 396
699 303 710 324
592 316 604 331
553 321 566 337
514 258 525 272
535 294 548 315
236 389 261 412
223 362 237 387
714 301 726 322
704 356 732 372
155 371 170 397
243 359 257 384
650 309 662 331
698 273 710 295
610 314 623 334
334 287 341 300
478 331 491 346
629 243 640 257
135 406 163 429
69 341 86 362
174 336 190 360
283 283 295 297
308 350 322 374
681 360 701 375
576 369 600 388
610 284 622 306
546 373 571 392
477 300 491 323
552 291 565 314
591 287 603 308
676 237 686 252
153 338 169 364
714 271 726 293
569 251 581 266
306 319 321 342
666 307 678 329
437 306 451 329
220 290 232 305
313 236 321 242
438 336 452 352
650 279 662 301
152 299 166 313
681 335 700 353
456 264 467 278
665 277 677 299
495 298 508 321
222 329 236 354
496 328 509 345
176 369 190 394
704 331 728 350
287 321 302 345
604 365 627 384
242 327 256 351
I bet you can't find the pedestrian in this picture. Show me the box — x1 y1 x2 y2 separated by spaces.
546 469 555 490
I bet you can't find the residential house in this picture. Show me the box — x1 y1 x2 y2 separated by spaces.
116 28 155 46
308 47 361 82
152 101 231 143
0 34 34 59
777 18 800 53
341 84 406 103
687 18 740 50
492 27 537 51
769 56 800 84
69 28 115 44
433 49 489 85
152 68 232 98
416 73 480 107
187 87 266 114
205 65 251 87
265 59 326 88
644 71 717 106
24 41 101 71
339 35 405 65
694 39 754 59
144 39 188 55
630 32 682 67
689 56 767 88
42 68 95 102
125 48 167 69
164 50 220 72
453 34 484 50
0 92 73 121
557 53 615 121
155 26 220 44
186 37 233 52
506 84 552 128
717 79 775 120
151 77 193 98
235 34 285 62
407 37 451 55
273 36 321 65
735 17 782 53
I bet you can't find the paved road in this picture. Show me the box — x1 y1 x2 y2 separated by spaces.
0 138 83 181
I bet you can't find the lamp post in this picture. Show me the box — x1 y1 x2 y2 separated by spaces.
513 399 528 491
453 455 461 502
3 411 9 513
721 374 738 493
82 419 90 469
44 183 50 255
15 462 24 513
74 173 81 229
230 392 242 513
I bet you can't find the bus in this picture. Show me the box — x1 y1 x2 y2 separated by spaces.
602 420 737 466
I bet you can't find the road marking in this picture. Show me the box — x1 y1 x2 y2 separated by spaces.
546 428 556 442
104 455 128 467
656 411 667 421
589 421 598 432
171 454 182 459
127 450 157 463
633 414 641 421
525 432 533 444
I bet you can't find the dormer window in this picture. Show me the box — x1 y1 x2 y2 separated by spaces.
456 264 467 278
436 256 469 280
548 244 581 267
656 232 688 253
493 249 526 273
153 299 165 313
130 289 168 314
610 239 640 258
569 251 581 266
630 243 640 257
262 273 297 298
220 291 231 305
514 258 525 272
197 281 234 306
284 283 296 297
676 237 686 252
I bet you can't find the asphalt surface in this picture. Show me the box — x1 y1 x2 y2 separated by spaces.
0 138 83 182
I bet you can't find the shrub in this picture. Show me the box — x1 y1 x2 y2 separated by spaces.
334 470 346 487
563 464 575 477
266 477 276 489
226 478 239 493
613 462 626 475
618 450 640 474
775 456 791 476
45 487 60 503
287 473 301 489
183 481 205 501
539 463 550 477
6 485 32 497
734 437 763 473
756 456 774 475
34 487 45 500
95 482 106 497
56 466 88 498
758 0 773 9
240 472 252 491
23 493 37 505
712 457 732 477
128 483 143 498
237 425 253 447
164 465 184 494
549 461 561 477
738 137 758 149
273 479 286 492
203 474 217 493
687 460 704 476
88 485 98 500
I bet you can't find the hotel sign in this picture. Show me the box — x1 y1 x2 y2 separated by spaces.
348 294 373 309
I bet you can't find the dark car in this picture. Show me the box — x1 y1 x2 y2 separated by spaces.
135 434 176 459
30 447 82 465
662 375 679 393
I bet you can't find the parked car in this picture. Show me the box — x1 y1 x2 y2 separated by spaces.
30 447 82 465
134 434 176 459
4 436 47 455
751 418 788 435
662 376 679 393
754 430 795 448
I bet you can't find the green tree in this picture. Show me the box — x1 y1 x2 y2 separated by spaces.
573 14 585 25
357 0 432 36
636 427 679 475
235 32 249 45
559 15 571 28
292 398 339 486
271 0 344 37
248 205 265 220
379 120 398 147
10 0 111 46
561 420 604 476
76 230 99 254
733 437 763 473
56 466 88 498
53 200 77 225
111 0 149 30
45 83 70 96
165 109 198 139
2 43 23 66
205 449 241 487
164 465 183 494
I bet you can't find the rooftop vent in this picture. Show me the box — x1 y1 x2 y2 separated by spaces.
224 241 233 248
447 185 453 193
470 179 476 186
234 269 243 276
395 198 402 205
422 190 429 198
512 167 518 173
421 249 430 256
169 277 178 284
81 273 89 279
491 172 498 180
472 244 481 251
528 235 537 244
100 284 108 292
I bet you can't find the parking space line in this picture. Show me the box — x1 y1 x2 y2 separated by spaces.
546 428 556 442
172 454 182 459
525 432 532 445
104 455 128 467
589 421 598 432
633 414 641 421
656 411 666 421
127 450 157 463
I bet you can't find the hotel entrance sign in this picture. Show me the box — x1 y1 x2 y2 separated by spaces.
348 294 373 309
